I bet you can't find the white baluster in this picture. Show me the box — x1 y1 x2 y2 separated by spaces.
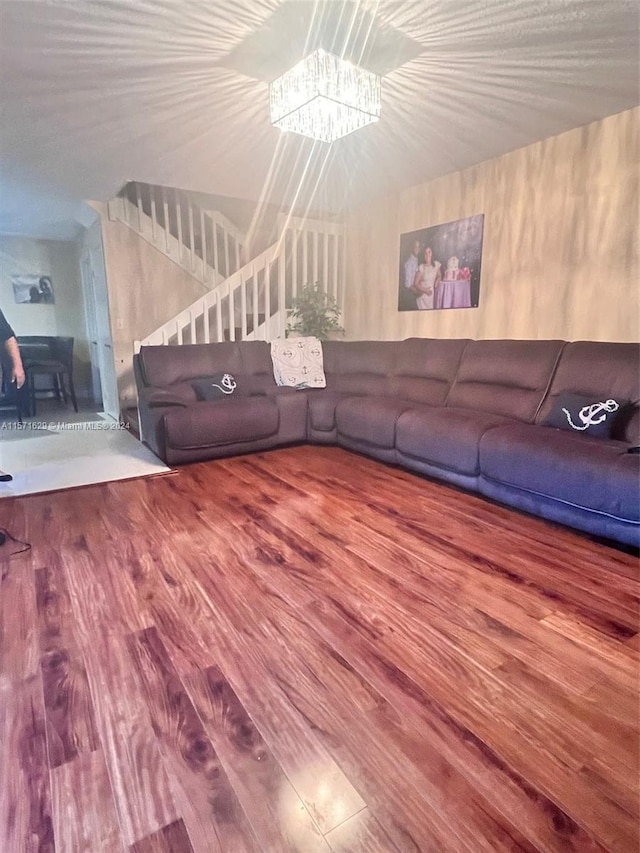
323 231 329 295
303 228 308 288
332 232 339 302
228 286 235 341
177 322 183 345
190 309 197 344
339 233 345 308
203 297 210 344
175 189 183 262
253 263 260 339
235 237 240 274
162 187 170 253
200 209 207 282
291 229 298 302
313 230 319 288
216 297 223 342
188 204 195 272
224 230 230 279
278 248 286 336
212 215 219 274
264 259 271 340
150 190 158 243
136 183 143 233
240 273 248 339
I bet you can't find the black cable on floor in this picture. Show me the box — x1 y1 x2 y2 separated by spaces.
0 527 32 557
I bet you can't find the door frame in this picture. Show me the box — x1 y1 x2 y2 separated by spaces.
79 222 119 420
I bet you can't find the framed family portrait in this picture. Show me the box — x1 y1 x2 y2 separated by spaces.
398 214 484 312
12 274 55 305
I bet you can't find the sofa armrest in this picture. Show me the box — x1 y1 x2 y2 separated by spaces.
138 387 191 408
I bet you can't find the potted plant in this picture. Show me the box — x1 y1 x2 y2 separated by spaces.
287 282 344 340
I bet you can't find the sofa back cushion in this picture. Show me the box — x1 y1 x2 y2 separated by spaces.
139 343 243 388
536 341 640 443
238 341 279 394
322 341 398 395
446 339 565 422
390 338 470 406
138 341 277 395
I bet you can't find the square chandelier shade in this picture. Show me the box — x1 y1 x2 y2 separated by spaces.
269 49 381 143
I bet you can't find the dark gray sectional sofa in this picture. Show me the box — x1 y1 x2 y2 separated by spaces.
134 338 640 546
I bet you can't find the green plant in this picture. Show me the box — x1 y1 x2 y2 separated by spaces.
287 282 344 340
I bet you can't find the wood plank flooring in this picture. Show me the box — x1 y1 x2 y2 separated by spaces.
1 445 638 852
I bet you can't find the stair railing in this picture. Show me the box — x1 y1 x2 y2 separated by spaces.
135 241 284 349
108 182 246 287
134 217 344 351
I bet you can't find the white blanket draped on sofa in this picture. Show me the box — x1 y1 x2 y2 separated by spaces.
270 337 327 389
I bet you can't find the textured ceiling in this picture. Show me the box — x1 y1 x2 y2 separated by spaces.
0 0 638 238
224 1 423 79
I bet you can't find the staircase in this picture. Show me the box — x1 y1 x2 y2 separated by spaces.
108 182 345 352
108 182 247 289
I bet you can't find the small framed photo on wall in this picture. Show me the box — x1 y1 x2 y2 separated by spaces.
12 274 55 305
398 214 484 312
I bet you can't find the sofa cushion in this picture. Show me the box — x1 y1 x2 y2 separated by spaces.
396 406 514 475
322 341 398 395
239 341 279 395
480 423 640 523
139 343 243 387
536 341 640 444
336 397 413 448
390 338 470 405
446 339 564 422
163 397 279 450
307 391 351 432
542 391 629 439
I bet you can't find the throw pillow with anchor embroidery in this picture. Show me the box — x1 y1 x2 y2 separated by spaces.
192 373 239 401
544 392 628 439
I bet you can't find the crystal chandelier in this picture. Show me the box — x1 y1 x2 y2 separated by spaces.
270 48 381 143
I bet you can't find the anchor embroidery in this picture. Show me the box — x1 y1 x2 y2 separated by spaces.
211 374 237 394
563 399 619 431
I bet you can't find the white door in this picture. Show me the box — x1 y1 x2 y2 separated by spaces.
81 223 119 420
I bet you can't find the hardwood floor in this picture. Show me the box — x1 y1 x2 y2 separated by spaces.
1 445 638 852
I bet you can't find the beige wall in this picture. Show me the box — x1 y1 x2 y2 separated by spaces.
98 207 210 404
0 235 91 395
343 108 639 343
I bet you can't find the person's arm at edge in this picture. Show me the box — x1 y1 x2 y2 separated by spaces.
5 337 25 388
